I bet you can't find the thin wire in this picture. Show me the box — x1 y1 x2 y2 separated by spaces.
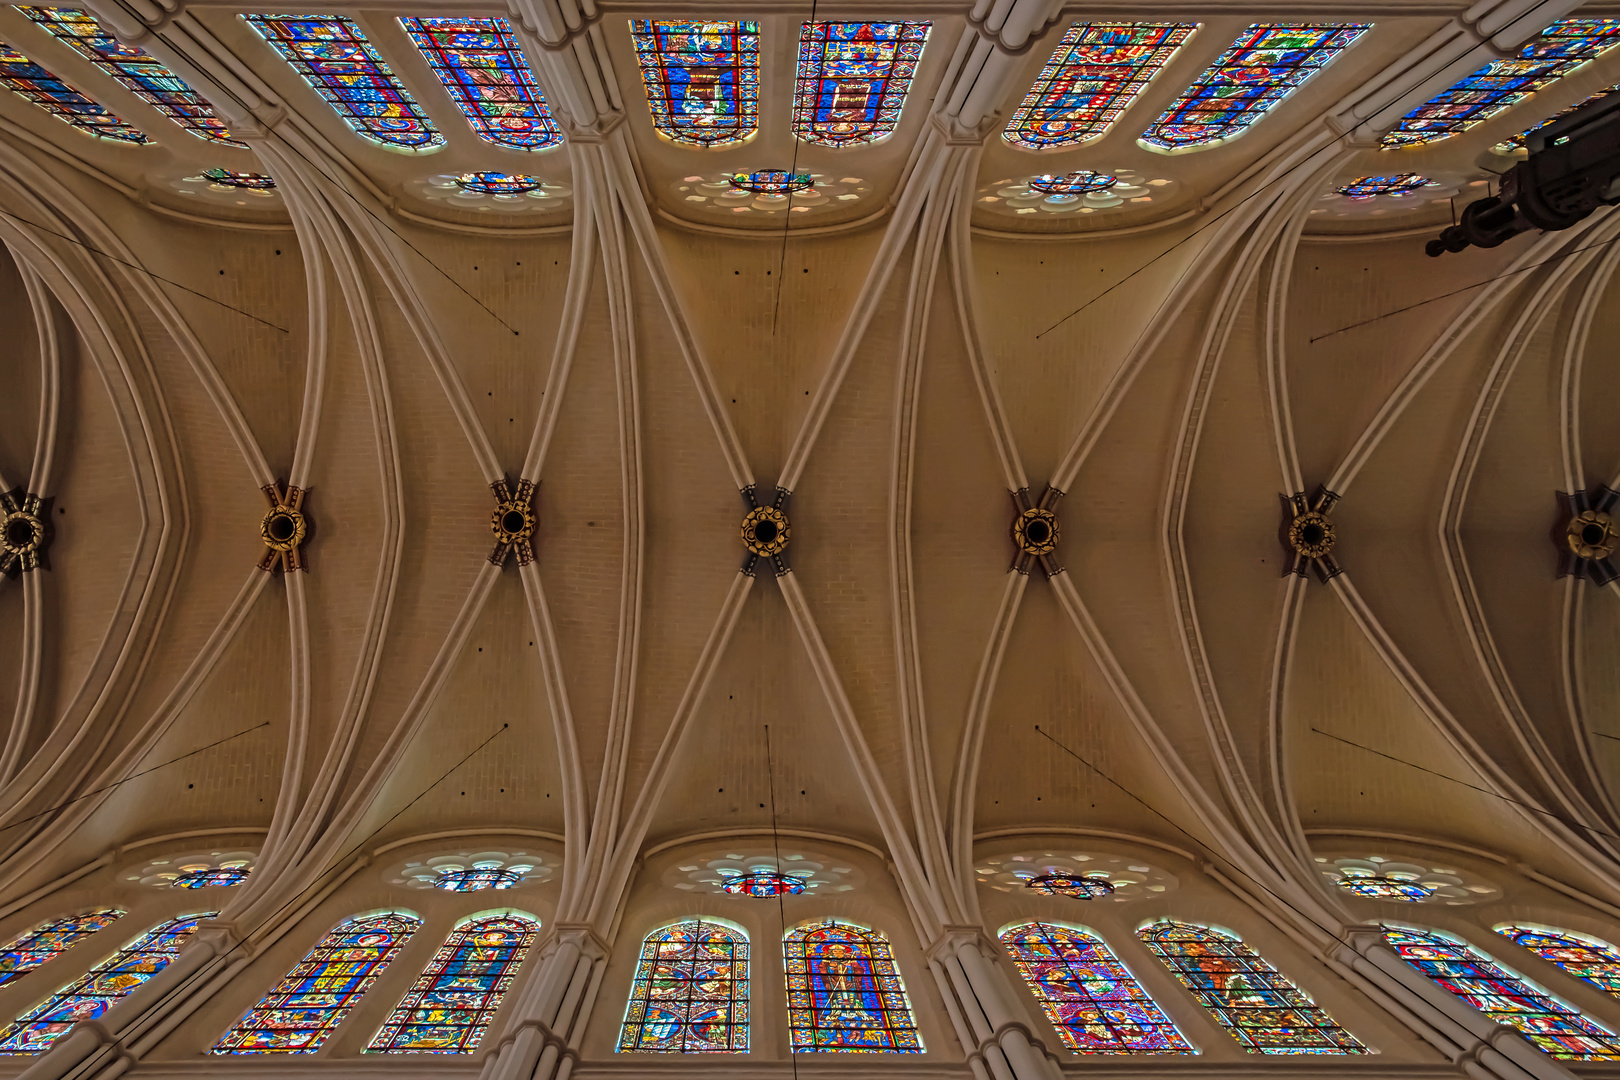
772 4 819 335
764 723 800 1077
0 209 290 334
0 721 272 834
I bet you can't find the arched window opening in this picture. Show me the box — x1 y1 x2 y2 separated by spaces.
1138 921 1365 1054
1001 921 1192 1054
243 15 442 150
0 910 124 989
1003 23 1194 150
1499 925 1620 999
1383 19 1620 147
629 21 759 146
368 914 538 1053
399 17 561 151
792 22 929 147
212 912 419 1054
1139 24 1368 151
618 919 748 1053
0 912 214 1054
0 38 145 142
783 920 922 1052
18 7 239 145
1383 925 1620 1059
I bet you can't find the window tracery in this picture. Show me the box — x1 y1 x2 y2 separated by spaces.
783 920 921 1052
0 913 214 1053
1497 926 1620 1000
0 38 144 142
792 21 928 146
1382 925 1620 1059
1383 19 1620 147
618 919 749 1053
212 912 419 1054
367 914 538 1054
20 8 239 145
1138 921 1365 1054
399 18 561 151
432 865 524 890
1139 24 1368 151
1333 175 1436 199
721 871 807 896
1003 23 1194 149
1001 922 1192 1053
171 865 252 888
630 21 759 146
243 15 442 150
0 910 123 988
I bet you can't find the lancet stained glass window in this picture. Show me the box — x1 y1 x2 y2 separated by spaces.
0 38 144 142
367 914 537 1054
618 919 748 1053
212 912 419 1054
1383 925 1620 1059
20 8 239 145
1140 24 1368 151
0 910 123 988
0 913 213 1054
1499 926 1620 999
784 920 921 1053
1000 922 1192 1053
1004 23 1195 149
244 15 442 150
399 18 560 151
1138 921 1365 1054
630 21 759 146
1384 19 1620 148
1495 82 1620 152
792 21 928 146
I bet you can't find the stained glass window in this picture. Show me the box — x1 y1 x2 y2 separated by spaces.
722 871 807 896
1499 926 1620 999
1496 82 1620 152
0 910 123 989
1384 20 1620 148
0 38 144 142
367 914 537 1054
20 8 239 145
212 912 419 1054
1138 921 1365 1054
399 17 560 151
1140 24 1368 151
792 22 928 146
432 866 522 890
0 913 213 1054
784 920 921 1053
243 15 442 150
630 21 759 146
453 172 542 196
1000 922 1192 1053
729 171 812 195
1026 873 1116 897
1382 925 1620 1059
1004 23 1195 149
172 865 253 886
1029 172 1119 195
618 919 748 1053
1333 174 1434 199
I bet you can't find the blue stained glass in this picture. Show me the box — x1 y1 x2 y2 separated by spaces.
0 37 144 142
1001 922 1192 1053
20 8 238 145
0 913 213 1054
630 21 758 146
399 17 560 151
1333 174 1434 199
721 871 807 895
1496 81 1620 152
1385 19 1620 148
0 910 123 989
618 919 749 1053
793 21 929 146
1025 871 1116 896
211 912 418 1054
1383 925 1620 1060
243 15 442 150
367 915 538 1054
1139 922 1365 1054
432 866 521 890
1499 926 1620 999
784 920 922 1053
1140 24 1368 150
172 865 252 887
1004 23 1195 149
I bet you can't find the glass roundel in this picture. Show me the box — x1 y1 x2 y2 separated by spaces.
1030 171 1119 195
433 864 524 889
1025 873 1115 898
1000 922 1191 1053
722 871 807 896
1498 926 1620 1000
1334 174 1433 199
783 920 922 1052
0 38 145 143
1336 872 1432 899
630 21 759 147
367 914 539 1054
618 919 749 1053
1004 23 1196 149
729 170 813 194
0 910 123 989
172 864 254 886
399 17 561 151
792 21 929 146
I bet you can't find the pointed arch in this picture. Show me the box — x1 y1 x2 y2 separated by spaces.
367 912 539 1053
782 919 922 1053
1137 921 1365 1054
1383 925 1620 1059
0 910 123 988
618 918 748 1053
1000 921 1192 1054
1498 925 1620 1002
0 912 214 1053
212 911 419 1054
